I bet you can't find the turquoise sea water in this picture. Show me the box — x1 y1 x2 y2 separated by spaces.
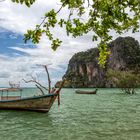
0 88 140 140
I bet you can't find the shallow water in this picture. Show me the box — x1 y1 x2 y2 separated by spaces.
0 88 140 140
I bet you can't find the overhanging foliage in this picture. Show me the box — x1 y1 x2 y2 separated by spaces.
11 0 140 67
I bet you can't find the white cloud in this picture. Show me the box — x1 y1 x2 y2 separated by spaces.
0 0 139 87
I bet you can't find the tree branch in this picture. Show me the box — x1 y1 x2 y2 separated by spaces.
38 16 47 29
56 4 64 14
44 65 51 93
35 84 45 95
22 78 48 91
37 3 64 30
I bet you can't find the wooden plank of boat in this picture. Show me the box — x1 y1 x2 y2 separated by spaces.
0 93 58 112
75 89 98 94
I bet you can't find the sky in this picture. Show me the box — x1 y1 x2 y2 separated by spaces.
0 0 140 87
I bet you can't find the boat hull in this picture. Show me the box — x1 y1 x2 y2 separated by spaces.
0 93 58 112
75 90 97 94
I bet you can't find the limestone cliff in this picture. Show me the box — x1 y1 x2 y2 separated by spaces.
56 37 140 88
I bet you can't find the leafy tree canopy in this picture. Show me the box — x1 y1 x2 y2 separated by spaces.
11 0 140 67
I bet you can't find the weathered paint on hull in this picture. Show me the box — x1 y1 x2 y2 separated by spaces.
0 93 58 112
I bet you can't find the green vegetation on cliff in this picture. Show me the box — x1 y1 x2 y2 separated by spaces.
107 69 140 93
70 48 99 63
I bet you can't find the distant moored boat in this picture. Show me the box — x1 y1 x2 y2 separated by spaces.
75 89 98 94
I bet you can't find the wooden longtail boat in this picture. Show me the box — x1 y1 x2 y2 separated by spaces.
0 66 65 112
0 88 59 112
75 89 98 94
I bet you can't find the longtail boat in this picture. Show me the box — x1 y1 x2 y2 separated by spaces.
75 89 98 94
0 65 65 113
0 88 59 112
